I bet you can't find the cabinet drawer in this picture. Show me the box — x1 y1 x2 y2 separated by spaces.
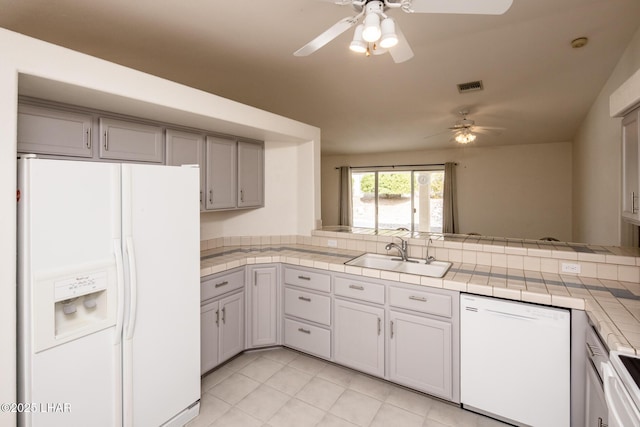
284 318 331 359
284 267 330 293
201 269 245 302
389 287 452 318
334 276 385 304
284 288 331 325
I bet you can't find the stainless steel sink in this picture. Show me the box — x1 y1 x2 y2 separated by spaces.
345 253 452 278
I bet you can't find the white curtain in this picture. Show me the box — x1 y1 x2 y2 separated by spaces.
443 162 458 234
338 166 352 226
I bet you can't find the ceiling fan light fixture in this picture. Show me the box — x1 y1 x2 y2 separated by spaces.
362 13 381 43
349 24 367 53
455 130 476 144
379 18 398 48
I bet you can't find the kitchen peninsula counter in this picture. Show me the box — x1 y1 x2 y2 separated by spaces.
200 241 640 356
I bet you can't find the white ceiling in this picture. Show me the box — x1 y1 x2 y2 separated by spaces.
1 0 639 154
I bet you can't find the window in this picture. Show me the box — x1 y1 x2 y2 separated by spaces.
351 168 444 232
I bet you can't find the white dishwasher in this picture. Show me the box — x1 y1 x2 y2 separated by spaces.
460 294 570 426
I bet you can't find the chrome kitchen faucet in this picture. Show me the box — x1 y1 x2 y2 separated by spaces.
385 236 409 262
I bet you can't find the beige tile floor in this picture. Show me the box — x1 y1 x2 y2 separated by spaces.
187 348 510 427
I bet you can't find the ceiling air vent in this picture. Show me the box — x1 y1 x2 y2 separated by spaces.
457 80 484 93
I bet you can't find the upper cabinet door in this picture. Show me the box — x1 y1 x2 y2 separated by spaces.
237 141 264 208
205 136 237 210
18 104 93 158
99 118 164 163
166 129 205 210
622 107 640 224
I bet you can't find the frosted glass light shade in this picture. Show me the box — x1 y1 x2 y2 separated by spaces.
455 131 476 144
362 13 381 42
350 24 367 53
379 18 398 48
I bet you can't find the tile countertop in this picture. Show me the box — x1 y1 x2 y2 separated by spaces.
200 244 640 356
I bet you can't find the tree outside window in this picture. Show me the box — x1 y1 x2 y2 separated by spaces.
351 169 444 232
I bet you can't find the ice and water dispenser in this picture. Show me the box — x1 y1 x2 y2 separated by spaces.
32 261 118 353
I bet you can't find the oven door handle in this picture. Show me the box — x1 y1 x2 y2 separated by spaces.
602 361 640 427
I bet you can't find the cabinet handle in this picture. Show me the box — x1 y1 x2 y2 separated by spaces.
240 189 244 203
409 295 427 302
633 192 638 213
209 190 213 204
200 191 203 204
349 284 364 291
298 275 311 281
298 296 311 302
103 130 108 151
215 281 229 288
298 327 311 334
390 320 394 338
86 128 92 149
598 417 607 427
221 306 226 324
377 317 381 336
215 309 219 327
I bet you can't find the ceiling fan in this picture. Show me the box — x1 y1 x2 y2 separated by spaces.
294 0 513 63
425 110 505 144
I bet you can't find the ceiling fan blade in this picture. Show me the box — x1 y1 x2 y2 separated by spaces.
315 0 353 4
423 129 451 139
473 127 504 135
389 23 414 63
408 0 513 15
294 16 357 57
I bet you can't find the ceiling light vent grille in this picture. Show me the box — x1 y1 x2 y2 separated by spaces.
457 80 484 93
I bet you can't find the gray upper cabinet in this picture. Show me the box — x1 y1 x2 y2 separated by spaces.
205 136 237 210
238 141 264 208
166 129 205 210
18 100 264 212
18 104 93 158
204 137 264 211
99 118 164 163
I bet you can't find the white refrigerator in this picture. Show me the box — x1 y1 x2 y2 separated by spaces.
17 156 201 426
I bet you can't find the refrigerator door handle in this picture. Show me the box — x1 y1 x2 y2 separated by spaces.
125 236 138 340
114 239 125 345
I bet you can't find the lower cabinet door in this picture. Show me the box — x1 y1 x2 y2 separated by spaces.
219 292 245 364
200 300 220 375
250 266 278 348
334 299 384 377
585 362 608 427
388 310 452 400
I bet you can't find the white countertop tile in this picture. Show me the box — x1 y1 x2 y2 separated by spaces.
201 243 639 354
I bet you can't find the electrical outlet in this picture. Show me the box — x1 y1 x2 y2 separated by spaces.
561 262 581 274
327 239 338 248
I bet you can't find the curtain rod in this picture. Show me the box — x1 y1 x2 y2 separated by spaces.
335 163 456 170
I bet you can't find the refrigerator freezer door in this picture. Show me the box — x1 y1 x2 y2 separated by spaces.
121 164 200 427
17 158 122 427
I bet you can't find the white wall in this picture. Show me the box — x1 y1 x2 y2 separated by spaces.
322 142 573 241
201 140 304 239
0 28 320 426
573 26 640 246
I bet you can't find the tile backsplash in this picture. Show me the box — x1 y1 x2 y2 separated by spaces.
310 228 640 283
200 228 640 284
